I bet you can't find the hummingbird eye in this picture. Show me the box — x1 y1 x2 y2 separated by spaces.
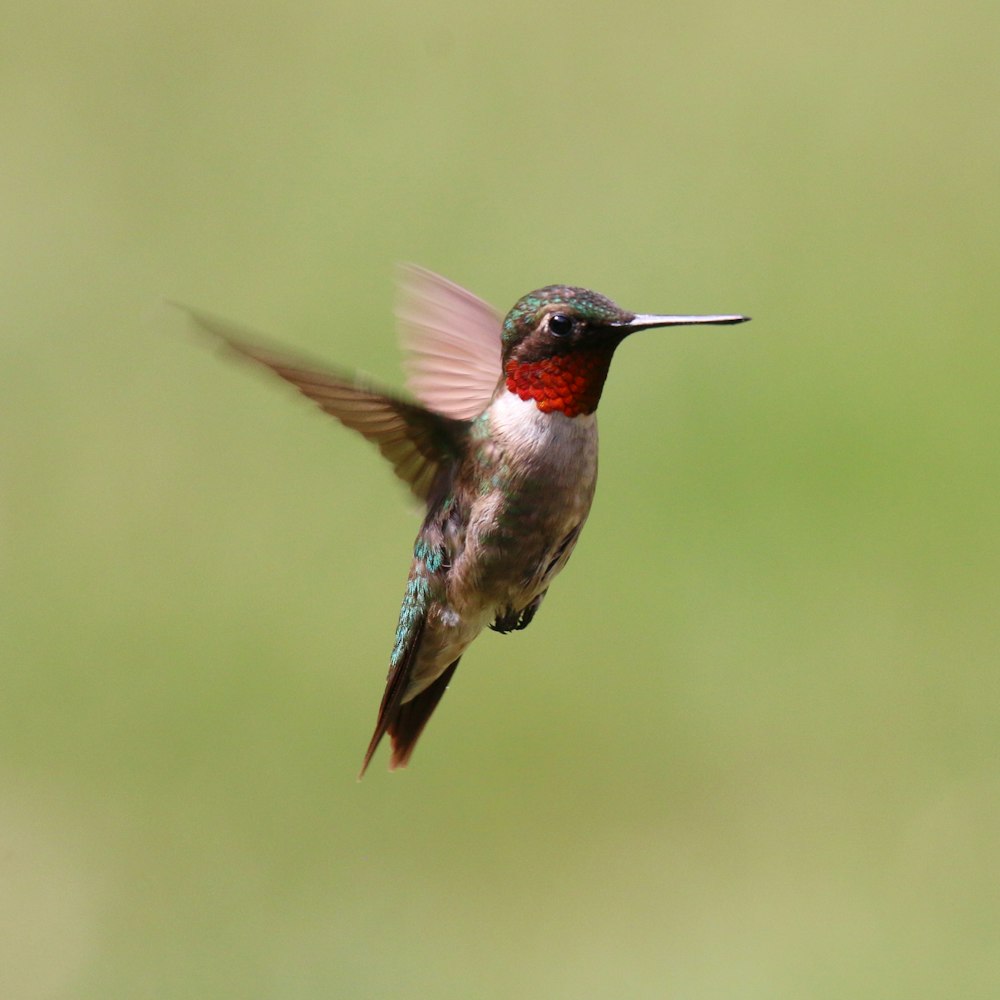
547 312 573 337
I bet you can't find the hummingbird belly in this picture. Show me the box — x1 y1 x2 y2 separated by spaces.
398 394 599 705
454 394 599 629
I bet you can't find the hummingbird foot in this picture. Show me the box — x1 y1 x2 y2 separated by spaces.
489 590 547 634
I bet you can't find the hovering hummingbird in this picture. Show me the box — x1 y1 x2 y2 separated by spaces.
179 266 749 775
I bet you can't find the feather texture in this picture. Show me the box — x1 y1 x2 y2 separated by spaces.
174 303 468 501
396 264 502 419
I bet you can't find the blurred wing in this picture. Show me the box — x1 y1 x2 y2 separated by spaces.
396 264 503 419
174 303 468 502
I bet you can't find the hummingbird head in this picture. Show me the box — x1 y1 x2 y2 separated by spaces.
500 286 748 418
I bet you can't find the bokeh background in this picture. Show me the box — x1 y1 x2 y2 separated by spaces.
3 1 998 996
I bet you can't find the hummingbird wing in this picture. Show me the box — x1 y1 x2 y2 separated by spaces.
175 304 468 502
396 264 503 420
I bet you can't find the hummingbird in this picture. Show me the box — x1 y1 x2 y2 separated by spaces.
178 266 749 775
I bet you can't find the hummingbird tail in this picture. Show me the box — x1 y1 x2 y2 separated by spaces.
357 607 460 778
386 657 461 771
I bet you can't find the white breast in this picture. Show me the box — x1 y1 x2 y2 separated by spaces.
446 390 600 622
488 390 598 483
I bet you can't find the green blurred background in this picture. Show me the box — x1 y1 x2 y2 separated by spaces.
3 1 998 996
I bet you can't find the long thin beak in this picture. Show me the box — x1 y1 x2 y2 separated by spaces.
617 313 751 332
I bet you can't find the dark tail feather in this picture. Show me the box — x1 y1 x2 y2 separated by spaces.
357 652 461 779
387 657 461 771
358 613 426 779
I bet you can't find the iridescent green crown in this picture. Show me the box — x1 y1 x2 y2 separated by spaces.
501 286 629 343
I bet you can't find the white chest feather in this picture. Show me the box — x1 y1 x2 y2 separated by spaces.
487 390 598 484
471 390 600 552
448 391 600 618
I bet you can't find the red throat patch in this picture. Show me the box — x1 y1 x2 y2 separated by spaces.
504 347 615 417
